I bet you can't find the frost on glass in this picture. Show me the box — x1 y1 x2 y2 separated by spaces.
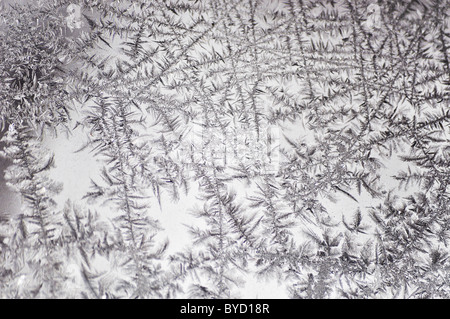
0 0 450 299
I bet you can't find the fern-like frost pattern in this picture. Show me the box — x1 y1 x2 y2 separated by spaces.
0 0 449 299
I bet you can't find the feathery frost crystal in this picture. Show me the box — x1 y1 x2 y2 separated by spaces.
0 0 450 299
